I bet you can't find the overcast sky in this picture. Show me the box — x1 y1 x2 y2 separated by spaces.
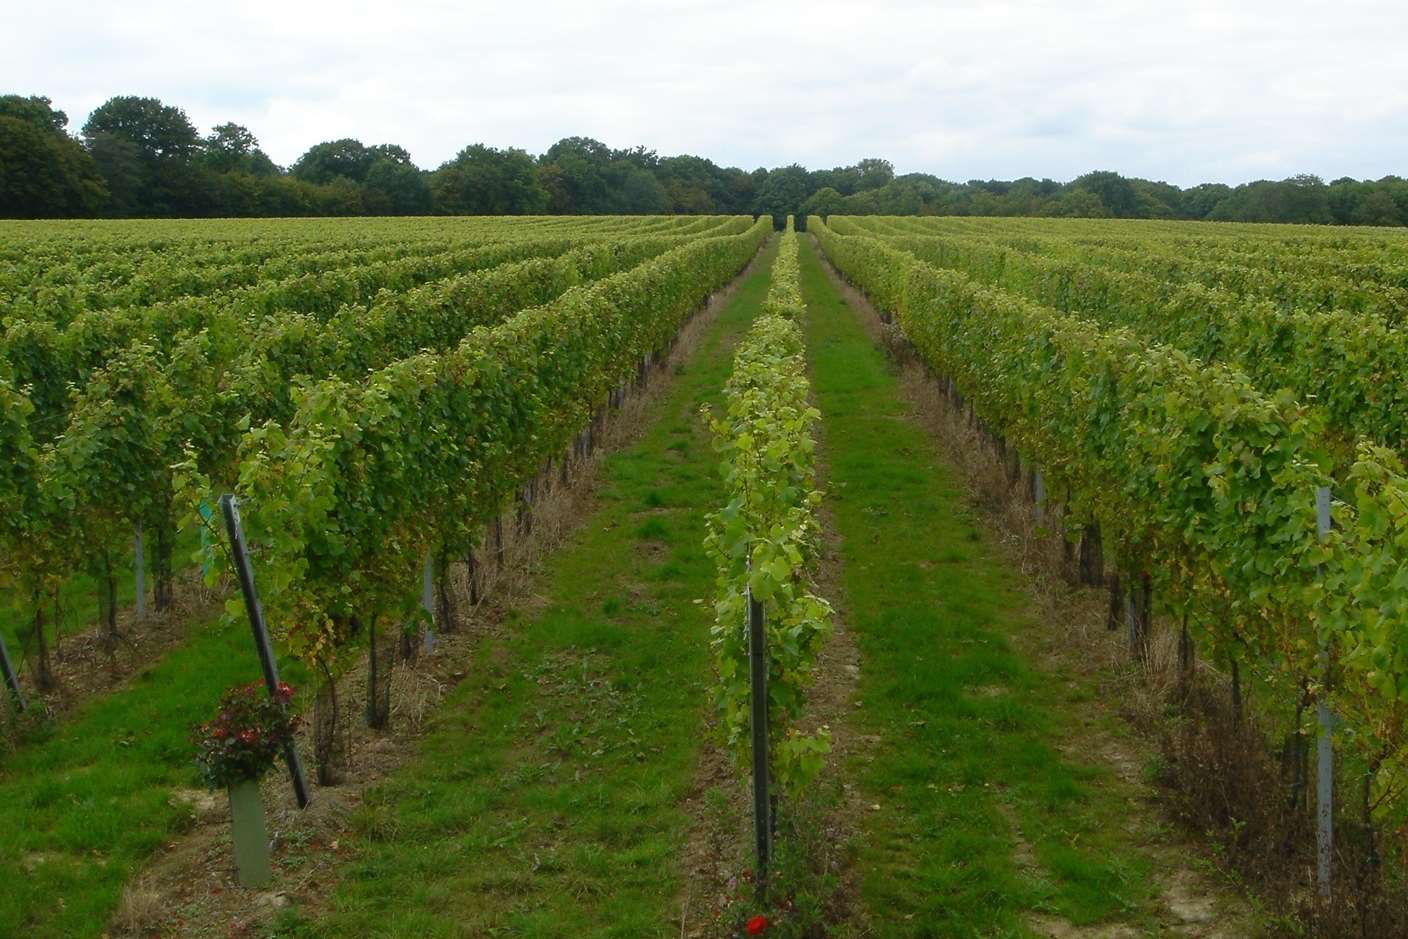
4 0 1405 187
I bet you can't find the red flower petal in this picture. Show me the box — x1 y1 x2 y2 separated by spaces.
745 914 769 935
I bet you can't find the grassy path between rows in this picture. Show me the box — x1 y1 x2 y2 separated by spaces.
0 613 306 937
280 239 778 937
798 236 1192 937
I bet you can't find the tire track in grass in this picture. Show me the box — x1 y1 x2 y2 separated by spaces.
797 235 1179 938
282 239 780 938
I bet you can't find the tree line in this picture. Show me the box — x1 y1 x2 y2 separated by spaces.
3 93 1407 227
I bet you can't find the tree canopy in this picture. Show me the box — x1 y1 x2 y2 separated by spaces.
0 95 106 217
3 90 1406 227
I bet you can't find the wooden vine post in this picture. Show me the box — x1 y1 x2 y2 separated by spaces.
1314 485 1333 898
421 552 436 654
747 584 771 901
133 523 146 620
0 632 24 711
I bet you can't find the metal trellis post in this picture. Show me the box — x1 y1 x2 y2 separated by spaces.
219 494 311 809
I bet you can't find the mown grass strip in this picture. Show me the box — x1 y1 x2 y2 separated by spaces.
797 236 1160 937
283 238 779 938
0 615 305 938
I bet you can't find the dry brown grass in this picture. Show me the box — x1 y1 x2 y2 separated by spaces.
110 881 164 937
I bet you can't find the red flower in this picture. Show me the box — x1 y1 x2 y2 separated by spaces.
193 681 300 789
745 914 769 935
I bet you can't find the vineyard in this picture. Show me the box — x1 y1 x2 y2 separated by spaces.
814 214 1408 773
1 212 1407 936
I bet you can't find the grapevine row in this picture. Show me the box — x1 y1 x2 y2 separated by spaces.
705 219 831 794
874 214 1408 273
0 220 754 690
845 224 1408 464
841 216 1408 321
810 216 1408 796
187 218 771 777
5 218 755 436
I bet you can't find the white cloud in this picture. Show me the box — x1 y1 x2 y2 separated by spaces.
2 0 1405 185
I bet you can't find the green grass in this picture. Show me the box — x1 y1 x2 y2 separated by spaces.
0 613 306 937
797 237 1161 937
282 239 779 937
